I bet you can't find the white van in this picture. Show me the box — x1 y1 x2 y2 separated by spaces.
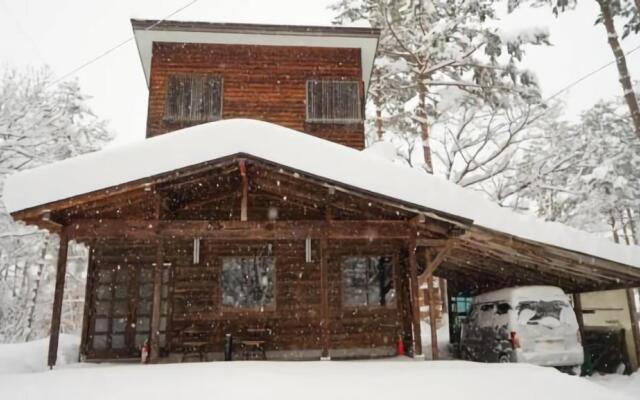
460 286 584 373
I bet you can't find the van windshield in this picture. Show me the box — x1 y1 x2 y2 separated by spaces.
517 300 568 325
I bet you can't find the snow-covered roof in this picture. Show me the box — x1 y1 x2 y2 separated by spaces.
3 119 640 269
131 19 380 94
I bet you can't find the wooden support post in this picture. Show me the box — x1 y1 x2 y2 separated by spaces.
239 160 248 222
573 293 585 342
320 235 329 359
48 228 69 369
149 239 164 363
407 230 423 358
439 278 448 314
422 243 454 361
426 269 439 360
626 288 640 370
78 245 94 361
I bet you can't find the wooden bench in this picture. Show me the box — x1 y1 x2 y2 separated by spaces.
240 328 271 360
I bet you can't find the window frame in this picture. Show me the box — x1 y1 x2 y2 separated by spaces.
219 254 277 313
340 255 397 310
305 79 363 124
163 74 224 123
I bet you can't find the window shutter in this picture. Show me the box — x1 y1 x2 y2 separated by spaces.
165 75 222 122
306 80 362 123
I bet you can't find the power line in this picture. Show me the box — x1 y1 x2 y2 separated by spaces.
543 43 640 102
46 0 200 88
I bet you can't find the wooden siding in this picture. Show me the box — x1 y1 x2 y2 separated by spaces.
146 43 365 149
83 238 406 360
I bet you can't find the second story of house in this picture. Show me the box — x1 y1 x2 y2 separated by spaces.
131 20 380 149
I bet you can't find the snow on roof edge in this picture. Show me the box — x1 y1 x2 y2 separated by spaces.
3 118 639 269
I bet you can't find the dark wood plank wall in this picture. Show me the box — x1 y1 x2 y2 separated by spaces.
146 43 365 149
84 238 406 359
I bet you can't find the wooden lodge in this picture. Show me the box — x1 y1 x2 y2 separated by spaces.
3 20 640 367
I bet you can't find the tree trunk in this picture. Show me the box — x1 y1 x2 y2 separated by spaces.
610 210 621 243
417 80 433 173
373 70 385 141
627 208 638 245
597 0 640 139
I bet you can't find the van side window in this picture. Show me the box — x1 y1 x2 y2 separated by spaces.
496 302 511 315
517 300 567 323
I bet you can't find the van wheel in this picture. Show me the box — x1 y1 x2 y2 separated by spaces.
498 354 510 363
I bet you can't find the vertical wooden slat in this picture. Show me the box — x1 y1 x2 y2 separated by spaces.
407 229 423 358
48 228 69 368
149 239 164 363
239 160 248 222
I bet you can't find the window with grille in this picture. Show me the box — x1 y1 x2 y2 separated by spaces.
164 75 222 122
306 80 362 123
342 256 395 308
221 256 275 310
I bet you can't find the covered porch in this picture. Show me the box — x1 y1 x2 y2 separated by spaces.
3 120 640 366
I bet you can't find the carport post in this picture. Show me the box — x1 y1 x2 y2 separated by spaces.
407 231 423 358
426 272 439 360
48 227 69 369
573 293 585 341
626 288 640 370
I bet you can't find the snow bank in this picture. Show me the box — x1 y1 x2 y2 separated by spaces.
588 373 640 399
3 118 639 269
0 336 636 400
0 358 634 400
0 335 79 373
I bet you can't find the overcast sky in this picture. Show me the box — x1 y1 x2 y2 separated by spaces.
1 0 639 146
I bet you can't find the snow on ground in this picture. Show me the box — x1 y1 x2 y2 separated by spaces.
0 337 638 400
0 335 79 373
587 373 640 399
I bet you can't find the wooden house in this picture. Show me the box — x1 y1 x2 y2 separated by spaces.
3 20 640 367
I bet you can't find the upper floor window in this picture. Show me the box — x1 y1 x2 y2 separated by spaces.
165 75 222 122
221 256 275 310
306 80 362 123
342 256 395 308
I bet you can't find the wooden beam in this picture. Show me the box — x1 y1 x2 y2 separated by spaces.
239 160 248 222
66 219 413 241
416 238 449 247
48 227 69 368
424 241 454 277
149 239 164 363
407 228 423 358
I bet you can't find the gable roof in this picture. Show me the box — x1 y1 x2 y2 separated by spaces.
130 19 380 93
3 118 640 271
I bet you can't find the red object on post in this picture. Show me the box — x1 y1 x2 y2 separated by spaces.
397 336 405 356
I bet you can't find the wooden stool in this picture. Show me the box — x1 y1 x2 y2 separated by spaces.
240 328 270 360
